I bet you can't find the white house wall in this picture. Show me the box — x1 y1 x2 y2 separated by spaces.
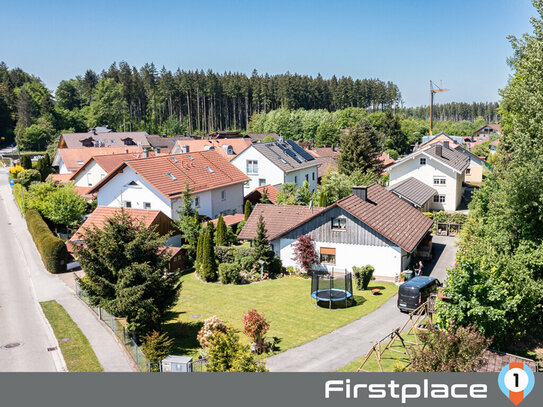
389 153 460 211
284 167 318 192
73 161 107 187
232 147 285 195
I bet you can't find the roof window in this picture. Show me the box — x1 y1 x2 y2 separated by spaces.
205 166 215 174
166 173 178 181
187 155 194 161
171 157 179 163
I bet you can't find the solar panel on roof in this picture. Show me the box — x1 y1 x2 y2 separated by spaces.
286 139 315 161
284 149 302 163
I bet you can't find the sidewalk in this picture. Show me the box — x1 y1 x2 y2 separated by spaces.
1 177 137 372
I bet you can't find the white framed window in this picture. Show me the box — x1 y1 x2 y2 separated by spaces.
124 201 132 208
466 168 471 175
221 190 226 201
194 197 200 208
433 177 446 185
143 202 151 209
433 195 446 203
331 217 346 230
246 160 258 174
87 173 92 186
420 157 426 165
258 178 266 187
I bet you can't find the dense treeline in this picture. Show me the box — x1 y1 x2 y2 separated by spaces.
0 61 403 149
399 102 501 122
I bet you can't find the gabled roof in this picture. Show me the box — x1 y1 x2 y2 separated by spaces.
88 151 250 199
378 152 396 168
474 124 501 134
59 132 150 149
306 147 340 158
454 145 487 165
489 139 499 147
238 204 326 241
389 177 437 208
244 133 279 142
245 184 281 205
390 143 470 174
418 132 463 150
240 184 433 253
53 146 143 172
249 140 321 173
172 138 252 161
210 213 246 228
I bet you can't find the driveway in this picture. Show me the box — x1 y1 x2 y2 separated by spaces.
0 169 136 371
266 234 459 372
422 235 459 282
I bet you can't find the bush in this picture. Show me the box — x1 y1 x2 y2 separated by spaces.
17 169 41 187
13 183 26 212
353 265 375 290
218 263 241 284
9 165 24 178
242 309 270 352
25 209 68 274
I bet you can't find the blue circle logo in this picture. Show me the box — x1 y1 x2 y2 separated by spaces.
498 363 535 405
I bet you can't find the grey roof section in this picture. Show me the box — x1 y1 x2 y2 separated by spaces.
252 140 321 173
423 143 470 173
389 177 437 208
420 132 464 147
60 131 150 148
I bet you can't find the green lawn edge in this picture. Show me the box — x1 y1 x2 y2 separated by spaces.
40 300 103 372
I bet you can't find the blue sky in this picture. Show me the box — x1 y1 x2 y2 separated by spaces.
0 0 536 106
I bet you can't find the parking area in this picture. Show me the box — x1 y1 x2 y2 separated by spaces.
421 235 459 282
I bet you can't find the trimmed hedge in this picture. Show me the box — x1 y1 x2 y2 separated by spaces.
25 209 68 274
13 183 26 213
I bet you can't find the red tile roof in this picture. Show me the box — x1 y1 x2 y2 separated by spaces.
88 151 250 199
378 152 396 168
172 138 252 160
210 213 246 227
238 204 326 241
55 146 143 172
245 184 281 205
47 173 74 183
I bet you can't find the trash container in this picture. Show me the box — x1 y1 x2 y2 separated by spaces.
404 270 414 280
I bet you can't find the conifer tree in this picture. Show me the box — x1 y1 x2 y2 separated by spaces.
20 154 32 170
174 182 201 263
252 215 273 268
338 119 383 175
318 190 329 207
260 188 271 204
244 200 253 220
195 233 204 272
215 215 227 246
200 229 217 282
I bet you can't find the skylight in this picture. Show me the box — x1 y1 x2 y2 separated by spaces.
205 166 215 174
279 158 287 164
187 155 194 161
166 173 178 181
171 157 179 163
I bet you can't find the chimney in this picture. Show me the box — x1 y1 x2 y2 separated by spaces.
352 186 368 201
435 145 443 157
443 141 449 150
142 150 149 158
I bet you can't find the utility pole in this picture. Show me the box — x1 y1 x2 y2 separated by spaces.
429 80 449 136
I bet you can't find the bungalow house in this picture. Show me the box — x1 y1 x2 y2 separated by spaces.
388 142 470 211
68 206 185 272
87 151 249 219
58 131 150 149
170 138 252 161
238 184 433 281
231 138 321 195
52 146 143 174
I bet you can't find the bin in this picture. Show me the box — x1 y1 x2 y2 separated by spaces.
404 270 414 280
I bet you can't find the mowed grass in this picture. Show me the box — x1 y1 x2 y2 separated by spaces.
165 273 398 357
40 300 103 372
337 332 420 372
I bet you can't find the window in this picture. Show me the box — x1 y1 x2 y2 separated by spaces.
294 176 298 184
246 160 258 174
244 181 250 188
466 168 471 175
87 173 92 187
320 247 336 265
433 177 446 185
166 173 177 181
259 178 266 187
331 217 346 230
305 174 309 182
77 161 84 166
124 201 132 208
205 166 215 174
143 202 151 209
420 157 426 165
433 195 446 203
221 190 226 201
194 197 200 208
312 172 315 181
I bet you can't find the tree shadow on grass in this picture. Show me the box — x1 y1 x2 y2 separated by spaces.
163 318 203 356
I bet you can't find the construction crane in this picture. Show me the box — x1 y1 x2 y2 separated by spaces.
429 80 449 136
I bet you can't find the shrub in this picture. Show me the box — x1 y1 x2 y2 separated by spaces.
242 309 270 350
17 169 41 187
25 209 68 274
218 263 241 284
197 316 229 349
205 329 267 372
353 265 375 290
9 165 24 178
141 331 174 372
13 183 26 212
20 154 32 170
292 234 319 274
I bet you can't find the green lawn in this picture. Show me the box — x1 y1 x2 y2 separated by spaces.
337 332 420 372
165 273 398 358
40 300 103 372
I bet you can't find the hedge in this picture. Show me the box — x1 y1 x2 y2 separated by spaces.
25 209 68 274
13 184 26 213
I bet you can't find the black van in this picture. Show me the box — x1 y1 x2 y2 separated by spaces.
397 276 440 312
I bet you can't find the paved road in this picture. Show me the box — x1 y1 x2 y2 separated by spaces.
266 235 458 372
0 169 136 371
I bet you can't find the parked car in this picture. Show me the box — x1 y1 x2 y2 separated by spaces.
397 276 440 312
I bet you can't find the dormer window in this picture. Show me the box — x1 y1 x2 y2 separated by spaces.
331 217 346 230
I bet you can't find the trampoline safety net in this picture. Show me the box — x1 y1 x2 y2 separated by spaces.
311 269 353 308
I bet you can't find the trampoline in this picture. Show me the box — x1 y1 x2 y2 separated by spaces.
311 268 353 309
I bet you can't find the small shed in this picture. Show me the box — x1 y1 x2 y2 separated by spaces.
161 355 193 372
